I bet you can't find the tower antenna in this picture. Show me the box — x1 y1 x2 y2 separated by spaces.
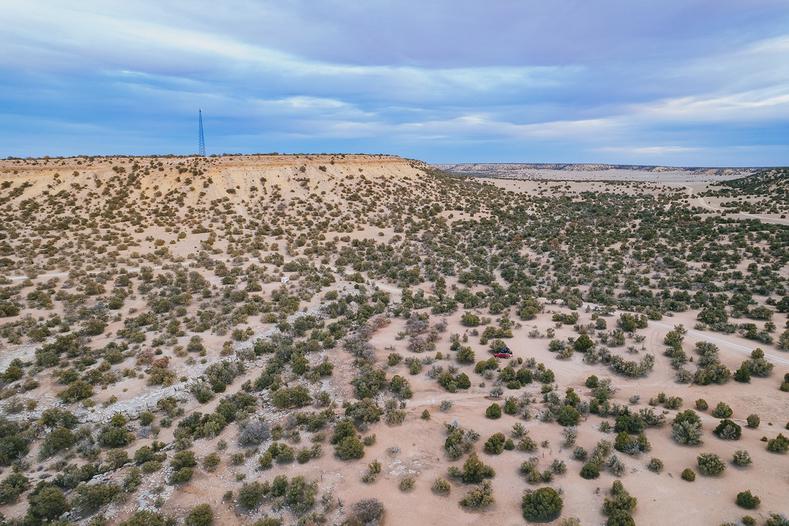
198 109 206 156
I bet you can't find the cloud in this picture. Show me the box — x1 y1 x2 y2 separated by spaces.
0 0 788 163
633 88 789 123
0 1 576 105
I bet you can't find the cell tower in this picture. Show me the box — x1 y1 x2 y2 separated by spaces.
198 109 206 157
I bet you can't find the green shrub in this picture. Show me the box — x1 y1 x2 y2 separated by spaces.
106 448 129 469
614 431 650 455
27 484 69 522
556 405 581 426
351 367 387 399
518 436 538 453
335 435 365 460
169 467 194 484
203 453 220 472
681 468 695 481
142 460 162 473
361 460 381 483
0 417 31 466
713 419 741 440
711 402 733 418
73 482 120 514
123 467 142 492
271 385 312 409
765 513 789 526
484 433 506 455
432 478 451 495
461 312 481 327
120 511 175 526
580 462 600 479
734 361 752 382
671 410 702 445
139 411 155 426
238 481 267 510
349 498 384 524
0 472 29 504
602 480 637 521
97 419 133 448
457 346 475 364
522 486 563 522
485 403 501 419
345 399 382 426
389 375 413 399
39 408 78 429
171 450 197 470
285 476 317 514
732 450 752 467
267 442 295 464
573 334 594 352
185 504 213 526
735 491 760 510
767 433 789 453
398 477 415 492
58 380 93 403
697 453 725 476
647 458 663 473
443 424 478 460
39 426 76 458
460 481 494 509
457 453 495 484
187 336 205 353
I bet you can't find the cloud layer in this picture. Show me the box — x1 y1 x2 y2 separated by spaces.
1 0 788 165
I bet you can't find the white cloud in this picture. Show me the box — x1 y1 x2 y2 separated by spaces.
629 86 789 123
1 0 787 164
0 0 576 103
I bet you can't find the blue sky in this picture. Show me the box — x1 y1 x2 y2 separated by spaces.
1 1 789 165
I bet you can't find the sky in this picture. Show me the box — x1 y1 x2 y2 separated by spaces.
1 1 789 165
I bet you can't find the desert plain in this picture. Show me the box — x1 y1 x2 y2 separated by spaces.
0 154 786 526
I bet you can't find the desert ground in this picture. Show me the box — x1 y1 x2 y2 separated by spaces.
434 163 756 182
0 155 786 526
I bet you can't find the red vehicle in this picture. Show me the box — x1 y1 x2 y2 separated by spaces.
492 345 513 359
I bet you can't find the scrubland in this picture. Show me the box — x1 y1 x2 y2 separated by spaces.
0 154 786 526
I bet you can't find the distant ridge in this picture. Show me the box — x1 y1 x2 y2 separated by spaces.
433 162 760 182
